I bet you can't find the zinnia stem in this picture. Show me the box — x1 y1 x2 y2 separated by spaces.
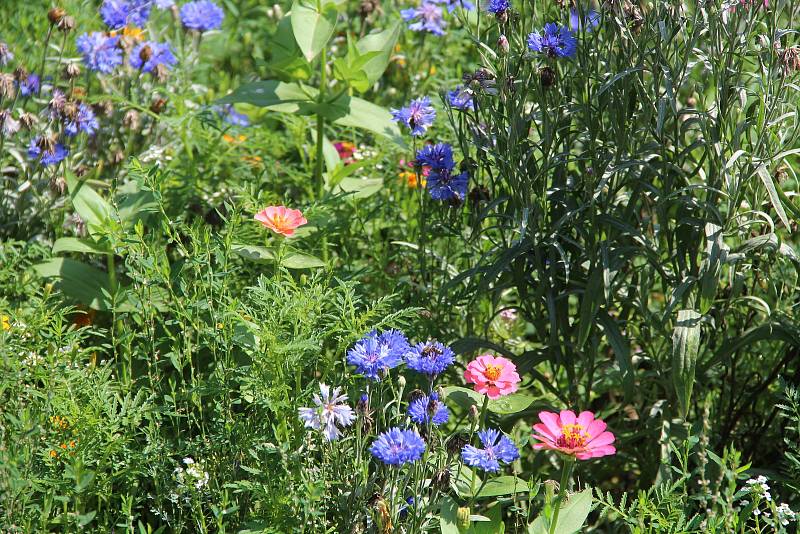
549 457 575 534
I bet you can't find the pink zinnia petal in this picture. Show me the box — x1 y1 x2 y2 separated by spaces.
559 410 577 426
587 431 615 447
538 411 562 437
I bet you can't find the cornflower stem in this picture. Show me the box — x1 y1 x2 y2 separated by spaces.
549 457 575 534
39 25 54 81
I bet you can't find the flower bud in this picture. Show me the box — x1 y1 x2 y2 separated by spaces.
456 507 471 532
48 7 66 25
469 404 480 421
539 66 556 88
150 97 167 114
272 3 284 18
498 34 509 55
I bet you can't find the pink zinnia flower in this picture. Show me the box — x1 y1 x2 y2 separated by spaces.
254 205 307 237
531 410 616 460
463 354 521 399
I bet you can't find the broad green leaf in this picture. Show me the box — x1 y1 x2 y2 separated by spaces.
597 310 634 401
282 252 326 269
450 464 481 498
469 505 505 534
486 393 537 415
672 309 701 419
439 496 460 534
33 258 113 311
66 173 112 237
354 24 401 85
335 177 383 199
218 81 316 113
269 16 312 80
443 385 483 409
474 476 529 498
52 237 111 255
232 244 275 262
291 0 338 62
329 93 405 146
528 488 593 534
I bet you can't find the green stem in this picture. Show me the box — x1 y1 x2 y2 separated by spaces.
549 458 575 534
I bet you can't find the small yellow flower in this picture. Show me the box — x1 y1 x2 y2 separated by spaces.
223 134 247 144
429 65 437 76
1 314 10 331
400 171 426 188
49 450 58 458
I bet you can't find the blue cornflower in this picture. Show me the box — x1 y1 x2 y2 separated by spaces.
432 0 475 12
100 0 151 29
370 428 426 465
28 138 69 167
570 7 600 31
527 23 577 58
391 96 436 137
447 86 474 111
76 33 123 74
180 1 225 31
399 496 415 520
347 329 410 380
485 0 509 14
461 429 519 472
218 104 250 127
17 74 40 97
427 168 469 201
416 143 455 171
64 104 99 137
155 0 175 7
401 2 446 36
408 392 449 426
404 340 455 376
130 42 177 73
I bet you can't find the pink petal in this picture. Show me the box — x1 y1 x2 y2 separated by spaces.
575 451 593 460
586 419 607 438
559 410 577 426
485 384 502 399
587 431 615 447
589 445 616 457
576 411 595 429
538 411 562 437
532 423 558 441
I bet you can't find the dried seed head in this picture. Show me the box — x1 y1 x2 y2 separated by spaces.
431 468 451 490
58 16 76 33
48 7 66 25
153 63 169 83
123 109 140 130
781 47 800 74
50 175 67 196
93 100 114 117
19 112 37 130
63 63 81 80
49 89 67 115
359 0 379 18
447 432 470 456
0 73 15 99
540 66 556 88
37 134 57 154
13 66 28 82
0 109 20 137
62 100 79 120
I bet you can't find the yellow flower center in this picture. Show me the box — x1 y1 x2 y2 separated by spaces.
556 423 590 449
484 363 503 381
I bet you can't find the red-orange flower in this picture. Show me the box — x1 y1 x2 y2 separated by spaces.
254 206 308 237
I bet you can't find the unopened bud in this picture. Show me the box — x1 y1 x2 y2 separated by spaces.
539 66 556 88
397 375 406 389
48 7 66 25
469 404 480 421
456 507 471 532
498 34 509 54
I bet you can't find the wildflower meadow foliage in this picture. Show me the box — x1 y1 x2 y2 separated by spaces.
2 0 800 531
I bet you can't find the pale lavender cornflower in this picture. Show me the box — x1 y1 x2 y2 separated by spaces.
298 383 355 441
391 96 436 137
401 1 447 36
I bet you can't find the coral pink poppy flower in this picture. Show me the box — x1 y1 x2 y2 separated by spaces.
254 206 307 237
463 354 521 399
531 410 616 460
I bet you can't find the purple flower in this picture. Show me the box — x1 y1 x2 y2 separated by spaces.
391 96 436 137
404 340 455 376
427 168 469 201
64 104 99 137
298 383 355 441
180 1 225 31
416 142 455 170
17 74 40 97
218 104 250 127
570 7 600 32
370 428 426 465
447 85 474 111
485 0 509 13
130 41 177 73
433 0 475 12
76 32 123 74
28 138 69 167
347 329 410 381
408 392 449 426
401 2 446 36
461 429 519 472
527 23 577 58
100 0 151 29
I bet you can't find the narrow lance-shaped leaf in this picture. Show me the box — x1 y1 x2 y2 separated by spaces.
672 309 701 419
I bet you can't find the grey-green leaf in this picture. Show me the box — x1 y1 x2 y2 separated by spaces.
291 0 339 62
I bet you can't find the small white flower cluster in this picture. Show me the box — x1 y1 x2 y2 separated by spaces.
776 503 797 526
21 351 44 367
746 475 772 502
174 457 209 491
